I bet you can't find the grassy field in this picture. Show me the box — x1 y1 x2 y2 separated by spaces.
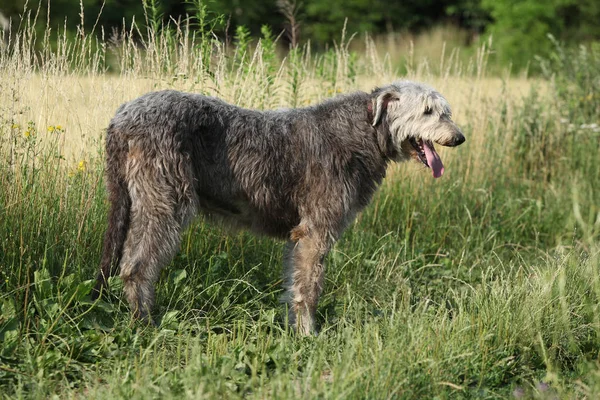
1 14 600 399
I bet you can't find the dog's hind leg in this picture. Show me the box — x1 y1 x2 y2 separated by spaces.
119 210 182 322
284 226 331 335
119 150 196 323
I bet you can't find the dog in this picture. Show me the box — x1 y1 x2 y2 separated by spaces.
91 80 465 334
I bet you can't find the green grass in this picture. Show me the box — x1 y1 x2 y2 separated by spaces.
2 10 600 399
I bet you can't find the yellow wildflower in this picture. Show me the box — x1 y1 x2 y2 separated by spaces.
24 129 33 138
77 160 86 172
48 125 64 133
11 123 20 130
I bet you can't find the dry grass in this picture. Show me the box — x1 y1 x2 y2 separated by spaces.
3 64 541 164
0 12 543 165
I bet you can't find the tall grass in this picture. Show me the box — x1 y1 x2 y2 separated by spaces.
1 6 600 399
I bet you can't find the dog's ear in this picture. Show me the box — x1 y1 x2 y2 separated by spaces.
372 89 398 127
374 116 397 159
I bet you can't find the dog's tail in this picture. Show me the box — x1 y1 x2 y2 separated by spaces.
91 123 131 300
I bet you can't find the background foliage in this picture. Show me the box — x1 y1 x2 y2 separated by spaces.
1 0 599 70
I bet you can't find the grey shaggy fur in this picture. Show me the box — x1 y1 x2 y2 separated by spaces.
91 80 465 334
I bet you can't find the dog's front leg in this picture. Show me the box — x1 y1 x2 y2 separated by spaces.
283 228 331 335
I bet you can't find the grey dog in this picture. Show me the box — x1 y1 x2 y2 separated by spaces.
91 80 465 334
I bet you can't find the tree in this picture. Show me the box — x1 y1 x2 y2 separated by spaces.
482 0 600 71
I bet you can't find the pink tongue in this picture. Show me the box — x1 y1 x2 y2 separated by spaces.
422 141 444 178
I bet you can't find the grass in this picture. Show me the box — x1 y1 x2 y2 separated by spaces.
2 7 600 399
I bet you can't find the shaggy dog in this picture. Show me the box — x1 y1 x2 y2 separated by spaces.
92 80 465 334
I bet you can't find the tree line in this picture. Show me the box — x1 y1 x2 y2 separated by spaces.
1 0 599 69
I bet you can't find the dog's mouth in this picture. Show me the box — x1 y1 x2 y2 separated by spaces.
409 138 444 178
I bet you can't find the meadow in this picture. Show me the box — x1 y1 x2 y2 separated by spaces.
1 12 600 399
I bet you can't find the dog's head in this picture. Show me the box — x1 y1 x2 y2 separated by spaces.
370 81 465 178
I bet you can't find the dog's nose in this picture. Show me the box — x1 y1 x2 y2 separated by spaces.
453 133 465 146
